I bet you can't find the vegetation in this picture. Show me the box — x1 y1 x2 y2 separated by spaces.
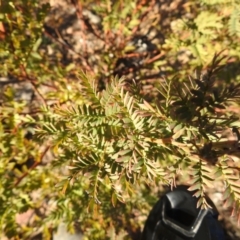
0 0 240 239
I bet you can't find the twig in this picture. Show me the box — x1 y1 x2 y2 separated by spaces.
145 52 165 64
19 64 47 107
14 145 51 187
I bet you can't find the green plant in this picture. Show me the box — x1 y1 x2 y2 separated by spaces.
1 0 240 239
39 53 240 209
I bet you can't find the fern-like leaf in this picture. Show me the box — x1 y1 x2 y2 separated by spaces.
228 8 240 37
188 155 214 209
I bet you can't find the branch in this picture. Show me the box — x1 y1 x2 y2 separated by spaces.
14 145 51 187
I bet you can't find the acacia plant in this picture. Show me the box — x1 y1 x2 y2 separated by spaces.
39 53 240 211
1 0 240 239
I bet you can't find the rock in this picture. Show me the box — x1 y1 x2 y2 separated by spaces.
53 222 83 240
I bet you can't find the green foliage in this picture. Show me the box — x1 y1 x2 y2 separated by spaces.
229 8 240 37
38 75 170 204
1 0 240 239
39 55 240 210
0 1 50 76
198 0 240 40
